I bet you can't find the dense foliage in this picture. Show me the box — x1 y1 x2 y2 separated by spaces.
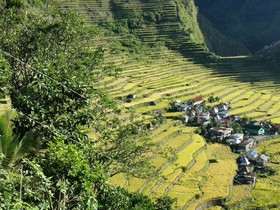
0 1 174 209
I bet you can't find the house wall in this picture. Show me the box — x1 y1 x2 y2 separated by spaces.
247 129 264 135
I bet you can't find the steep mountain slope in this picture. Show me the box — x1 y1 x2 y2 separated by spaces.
198 14 250 56
195 0 280 53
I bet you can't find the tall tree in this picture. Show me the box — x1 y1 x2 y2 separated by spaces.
0 7 108 142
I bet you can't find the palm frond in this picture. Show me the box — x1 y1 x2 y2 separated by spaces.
0 110 38 167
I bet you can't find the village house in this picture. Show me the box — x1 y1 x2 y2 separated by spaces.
194 105 203 113
219 103 229 111
234 170 256 184
256 154 269 167
173 97 204 111
200 111 210 121
177 100 194 111
246 124 265 135
234 153 258 185
147 122 156 130
210 127 233 141
211 106 219 114
181 114 189 124
232 133 244 141
270 123 280 135
226 133 244 145
246 150 258 161
127 94 137 99
172 100 182 111
218 111 228 118
237 155 251 166
178 103 189 111
189 110 197 120
237 138 255 152
228 114 240 121
213 114 222 122
192 96 204 105
226 138 241 145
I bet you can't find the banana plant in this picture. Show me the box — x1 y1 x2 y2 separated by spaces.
0 110 37 167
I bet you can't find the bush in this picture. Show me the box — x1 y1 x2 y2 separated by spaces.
97 184 175 210
154 196 176 210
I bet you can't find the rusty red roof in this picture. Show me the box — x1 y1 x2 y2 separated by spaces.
192 96 203 103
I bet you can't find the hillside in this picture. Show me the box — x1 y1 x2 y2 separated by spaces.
1 0 280 209
255 41 280 69
195 0 280 53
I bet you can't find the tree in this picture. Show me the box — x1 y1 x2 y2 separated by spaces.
154 196 176 210
93 120 160 178
0 6 113 143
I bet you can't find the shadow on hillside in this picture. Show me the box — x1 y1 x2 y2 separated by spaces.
206 56 280 85
171 41 280 87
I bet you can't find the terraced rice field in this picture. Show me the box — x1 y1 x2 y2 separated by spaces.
101 46 280 208
54 0 280 209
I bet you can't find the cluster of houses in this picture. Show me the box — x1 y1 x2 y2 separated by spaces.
170 96 278 185
171 96 279 144
171 96 230 125
234 150 269 184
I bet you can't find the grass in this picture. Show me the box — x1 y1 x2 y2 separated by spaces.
150 156 167 168
110 173 128 189
151 126 181 144
102 44 280 208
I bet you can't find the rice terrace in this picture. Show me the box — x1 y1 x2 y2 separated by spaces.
0 0 280 209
